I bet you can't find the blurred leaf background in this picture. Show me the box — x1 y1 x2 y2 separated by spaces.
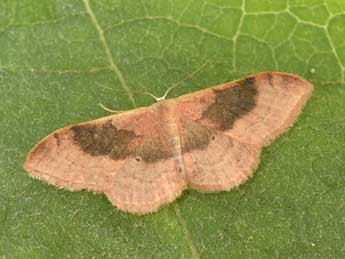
1 0 344 258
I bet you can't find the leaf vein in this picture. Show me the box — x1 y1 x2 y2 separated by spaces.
173 204 200 259
82 0 137 107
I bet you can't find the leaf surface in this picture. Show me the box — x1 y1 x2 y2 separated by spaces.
1 0 344 258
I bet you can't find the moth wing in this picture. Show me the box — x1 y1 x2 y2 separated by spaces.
107 154 186 214
179 120 260 192
177 72 312 191
24 107 186 214
177 72 313 147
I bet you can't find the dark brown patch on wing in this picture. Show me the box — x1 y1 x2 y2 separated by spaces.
70 120 135 160
182 121 216 153
201 77 258 130
70 120 173 163
133 135 172 163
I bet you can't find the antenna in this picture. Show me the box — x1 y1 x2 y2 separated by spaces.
159 61 209 100
99 61 209 112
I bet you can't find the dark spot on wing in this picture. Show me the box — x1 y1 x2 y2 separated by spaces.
182 121 216 153
267 73 273 86
201 76 258 130
53 133 61 145
280 74 296 84
70 120 135 160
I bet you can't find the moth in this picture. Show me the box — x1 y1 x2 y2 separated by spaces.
24 72 313 214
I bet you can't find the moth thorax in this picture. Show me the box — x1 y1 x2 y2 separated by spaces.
157 100 178 123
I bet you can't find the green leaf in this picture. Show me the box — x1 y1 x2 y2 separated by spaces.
1 0 344 258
